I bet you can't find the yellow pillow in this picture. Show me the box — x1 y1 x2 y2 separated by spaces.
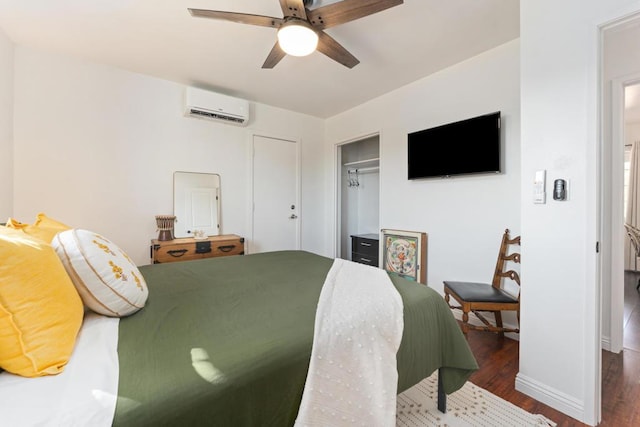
6 212 71 243
0 227 83 377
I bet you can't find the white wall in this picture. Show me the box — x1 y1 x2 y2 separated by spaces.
12 47 326 265
519 1 640 425
326 41 520 299
0 28 13 220
628 122 640 144
340 169 380 259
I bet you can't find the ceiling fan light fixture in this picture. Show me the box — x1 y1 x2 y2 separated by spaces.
277 21 318 57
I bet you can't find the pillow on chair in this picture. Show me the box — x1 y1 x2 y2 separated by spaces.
52 229 148 317
0 227 84 377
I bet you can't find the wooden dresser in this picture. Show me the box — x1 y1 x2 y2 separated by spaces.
151 234 244 264
350 233 379 267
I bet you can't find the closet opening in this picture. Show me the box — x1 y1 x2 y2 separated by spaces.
336 134 380 265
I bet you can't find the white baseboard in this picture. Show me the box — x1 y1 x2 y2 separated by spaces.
601 335 611 352
515 373 587 424
449 308 588 423
450 309 520 341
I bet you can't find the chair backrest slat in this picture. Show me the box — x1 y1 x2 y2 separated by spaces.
491 229 521 293
497 270 520 285
625 223 640 255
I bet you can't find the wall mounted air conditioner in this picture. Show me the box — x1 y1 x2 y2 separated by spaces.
184 87 249 126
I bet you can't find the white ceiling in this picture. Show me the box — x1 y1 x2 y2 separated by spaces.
0 0 521 118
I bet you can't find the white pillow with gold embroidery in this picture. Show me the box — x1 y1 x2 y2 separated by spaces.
52 229 148 317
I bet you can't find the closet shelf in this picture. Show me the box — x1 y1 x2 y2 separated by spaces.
343 157 380 168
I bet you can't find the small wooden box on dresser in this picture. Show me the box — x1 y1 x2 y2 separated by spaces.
151 234 244 264
350 233 379 267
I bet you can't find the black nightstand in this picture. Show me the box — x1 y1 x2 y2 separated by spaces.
350 234 379 267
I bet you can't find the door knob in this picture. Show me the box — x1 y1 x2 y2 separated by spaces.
289 214 298 219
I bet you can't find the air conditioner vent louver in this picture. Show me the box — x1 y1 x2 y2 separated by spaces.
189 109 246 124
184 87 249 127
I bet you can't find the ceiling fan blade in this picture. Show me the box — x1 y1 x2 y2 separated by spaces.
188 9 283 28
278 0 308 20
307 0 403 30
316 31 359 69
262 43 287 69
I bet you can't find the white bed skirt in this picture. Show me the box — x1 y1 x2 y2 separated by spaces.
0 313 119 427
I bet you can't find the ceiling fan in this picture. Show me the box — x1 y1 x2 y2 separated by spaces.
188 0 403 69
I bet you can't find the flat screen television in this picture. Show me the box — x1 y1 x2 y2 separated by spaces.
407 111 501 179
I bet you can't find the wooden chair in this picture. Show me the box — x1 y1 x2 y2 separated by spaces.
443 229 521 336
624 223 640 290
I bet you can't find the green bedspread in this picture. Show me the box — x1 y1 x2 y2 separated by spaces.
114 250 477 426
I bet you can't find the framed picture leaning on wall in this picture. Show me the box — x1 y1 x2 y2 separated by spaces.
380 229 427 284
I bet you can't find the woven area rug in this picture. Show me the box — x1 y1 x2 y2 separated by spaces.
396 372 556 426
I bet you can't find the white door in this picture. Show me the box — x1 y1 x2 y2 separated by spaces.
251 135 299 253
186 188 217 231
173 172 221 238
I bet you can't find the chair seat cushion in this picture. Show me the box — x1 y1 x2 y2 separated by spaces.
444 281 518 304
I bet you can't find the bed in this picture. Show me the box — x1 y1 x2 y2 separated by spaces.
111 250 478 426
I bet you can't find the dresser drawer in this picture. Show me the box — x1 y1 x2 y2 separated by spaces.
351 235 379 258
350 234 380 267
151 235 244 264
352 253 378 267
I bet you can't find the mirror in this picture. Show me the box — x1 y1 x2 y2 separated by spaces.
173 172 221 238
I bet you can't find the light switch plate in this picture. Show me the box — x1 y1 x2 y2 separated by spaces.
533 170 546 204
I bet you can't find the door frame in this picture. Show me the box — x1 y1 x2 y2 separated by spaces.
596 11 640 425
608 72 640 353
333 131 381 258
248 132 301 254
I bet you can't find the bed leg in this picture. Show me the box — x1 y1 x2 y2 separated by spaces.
437 367 447 413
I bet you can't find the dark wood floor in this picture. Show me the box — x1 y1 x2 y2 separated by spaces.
464 270 640 426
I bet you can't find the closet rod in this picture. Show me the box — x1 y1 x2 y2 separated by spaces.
343 158 380 167
347 166 379 174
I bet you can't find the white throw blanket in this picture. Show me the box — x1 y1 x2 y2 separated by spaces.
295 258 404 427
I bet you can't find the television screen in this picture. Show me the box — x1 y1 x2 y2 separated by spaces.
407 112 501 179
